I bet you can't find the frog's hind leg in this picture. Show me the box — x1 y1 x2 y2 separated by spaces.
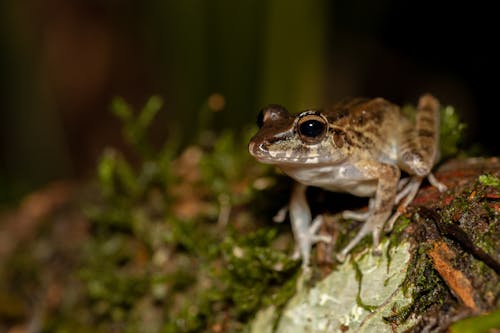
398 94 440 178
391 97 448 229
391 94 442 230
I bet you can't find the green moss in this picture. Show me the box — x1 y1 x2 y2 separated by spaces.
383 302 413 324
439 176 500 266
386 216 411 269
111 95 165 158
221 228 300 316
37 96 300 332
351 259 378 312
478 173 500 191
386 242 448 325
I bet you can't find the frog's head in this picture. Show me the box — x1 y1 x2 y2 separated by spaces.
249 105 347 165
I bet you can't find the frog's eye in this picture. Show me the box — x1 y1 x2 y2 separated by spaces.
297 113 328 144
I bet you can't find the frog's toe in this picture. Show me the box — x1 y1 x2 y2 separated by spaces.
342 199 375 221
428 173 447 192
385 211 401 232
342 210 369 221
337 223 372 262
337 215 385 262
305 215 332 244
371 244 383 256
273 205 288 223
311 234 332 244
336 252 347 262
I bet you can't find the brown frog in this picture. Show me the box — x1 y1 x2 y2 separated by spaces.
249 94 446 267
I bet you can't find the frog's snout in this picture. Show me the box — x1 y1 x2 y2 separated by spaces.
248 140 266 157
248 141 256 155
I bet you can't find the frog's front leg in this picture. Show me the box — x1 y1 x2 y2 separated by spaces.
289 183 331 268
337 162 399 261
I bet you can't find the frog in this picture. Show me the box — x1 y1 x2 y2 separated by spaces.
248 94 447 268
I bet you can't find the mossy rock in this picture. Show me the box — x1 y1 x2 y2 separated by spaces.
251 157 500 332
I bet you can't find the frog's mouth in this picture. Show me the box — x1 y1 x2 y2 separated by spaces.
248 142 282 164
249 140 347 166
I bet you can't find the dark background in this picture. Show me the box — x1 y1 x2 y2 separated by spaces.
0 0 497 204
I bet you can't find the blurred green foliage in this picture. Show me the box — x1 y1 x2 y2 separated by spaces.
449 310 500 333
479 173 500 191
440 105 467 160
70 96 298 331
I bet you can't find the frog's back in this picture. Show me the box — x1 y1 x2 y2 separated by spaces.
323 97 406 163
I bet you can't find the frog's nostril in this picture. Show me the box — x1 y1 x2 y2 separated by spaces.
249 141 265 156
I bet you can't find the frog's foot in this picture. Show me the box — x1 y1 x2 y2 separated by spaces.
395 178 417 204
336 215 384 262
386 176 423 232
387 173 447 232
396 173 446 204
293 215 332 267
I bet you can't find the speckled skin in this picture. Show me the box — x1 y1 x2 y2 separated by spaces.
249 94 444 266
